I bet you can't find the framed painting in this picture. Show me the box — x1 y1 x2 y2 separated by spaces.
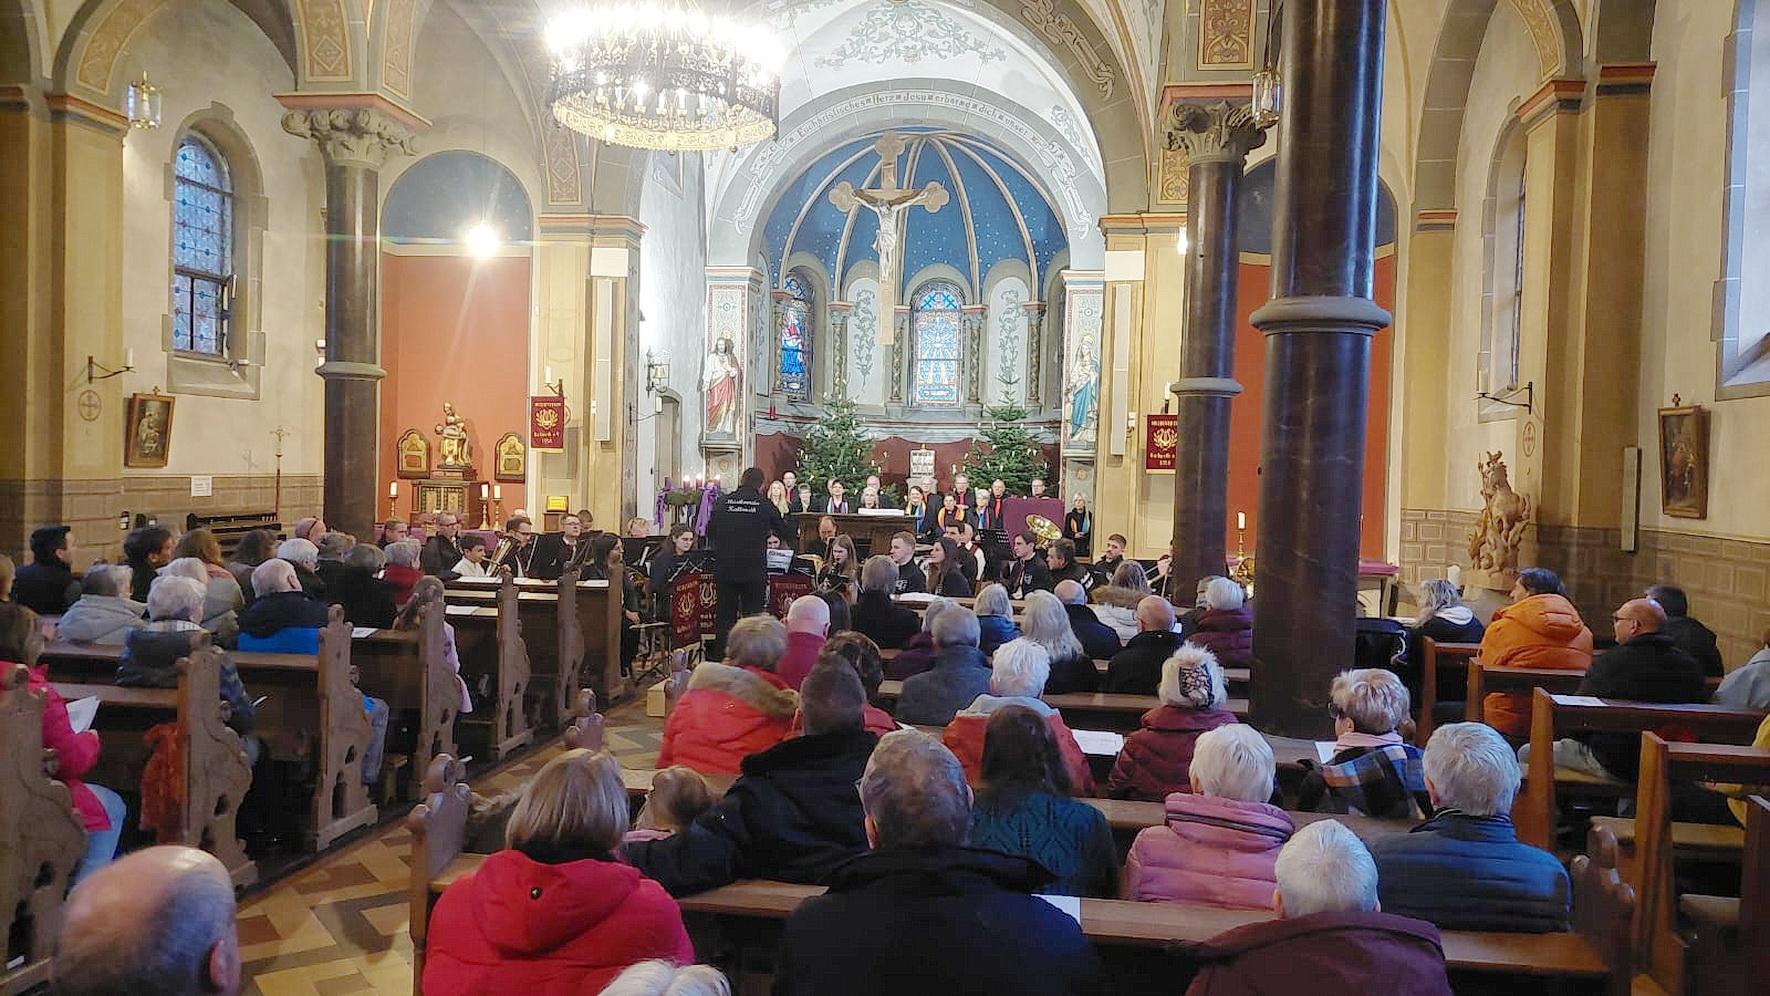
494 432 526 482
1657 405 1709 519
124 392 176 468
396 429 431 478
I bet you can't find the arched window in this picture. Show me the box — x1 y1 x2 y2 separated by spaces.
911 280 964 407
1479 125 1526 414
171 134 233 355
777 272 813 401
1719 0 1770 391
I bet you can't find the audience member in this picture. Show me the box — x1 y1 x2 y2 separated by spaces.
161 557 242 645
966 706 1116 897
821 590 851 635
118 575 255 752
626 766 715 843
894 607 991 726
1520 596 1706 781
1371 723 1570 932
1187 577 1254 669
14 524 79 614
393 577 472 711
1055 579 1121 663
1090 560 1151 643
630 663 874 896
1103 595 1183 694
816 535 858 598
292 515 326 543
381 539 424 606
599 961 731 996
122 524 174 602
1106 644 1241 800
423 749 693 994
1004 530 1054 598
923 537 973 597
1646 583 1725 677
1410 578 1485 644
1124 724 1293 908
450 534 491 578
772 731 1105 995
378 517 409 548
941 638 1094 794
884 596 950 680
656 615 798 774
1174 574 1223 635
419 512 464 577
55 564 145 645
276 537 327 599
972 582 1021 657
818 632 896 735
173 528 246 620
1184 820 1453 996
0 552 11 601
330 544 398 629
850 555 919 649
238 558 330 653
777 594 830 689
225 529 277 600
1714 625 1770 709
1478 567 1593 736
1 604 125 884
53 846 243 996
313 531 353 592
1298 669 1429 820
1020 589 1098 694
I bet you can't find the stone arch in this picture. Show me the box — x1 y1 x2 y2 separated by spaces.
367 0 433 104
0 0 44 83
1591 0 1656 63
1413 0 1585 212
55 0 300 101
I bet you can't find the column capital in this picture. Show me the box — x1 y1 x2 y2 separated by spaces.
1167 100 1266 165
281 107 417 169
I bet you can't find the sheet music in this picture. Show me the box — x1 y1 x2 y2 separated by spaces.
1036 894 1082 924
65 696 99 735
1070 729 1125 757
1556 695 1605 707
1316 741 1339 763
351 627 378 639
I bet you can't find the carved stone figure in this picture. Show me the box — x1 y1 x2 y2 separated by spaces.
1468 451 1530 579
434 402 471 469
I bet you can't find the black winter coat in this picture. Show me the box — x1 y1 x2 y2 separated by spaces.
1661 615 1725 678
1578 632 1707 779
851 591 920 650
13 561 78 615
626 728 876 897
1104 630 1184 695
1064 603 1123 662
706 485 793 584
328 568 398 629
237 590 331 638
773 845 1105 996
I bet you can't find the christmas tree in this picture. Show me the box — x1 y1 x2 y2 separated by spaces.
797 396 881 494
959 382 1049 497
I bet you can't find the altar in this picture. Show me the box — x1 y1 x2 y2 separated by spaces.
794 512 915 557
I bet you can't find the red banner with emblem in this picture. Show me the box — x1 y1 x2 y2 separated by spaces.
530 395 567 451
1145 414 1179 473
769 573 814 618
670 572 706 648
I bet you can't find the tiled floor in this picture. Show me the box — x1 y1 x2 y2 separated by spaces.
236 700 666 995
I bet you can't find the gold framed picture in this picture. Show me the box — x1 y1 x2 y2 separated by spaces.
1657 405 1709 519
396 428 431 478
495 432 526 482
124 392 176 468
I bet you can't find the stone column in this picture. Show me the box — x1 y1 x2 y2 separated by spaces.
889 308 909 402
770 291 790 394
282 108 415 541
828 303 851 396
1249 0 1392 736
962 305 987 403
1168 101 1265 592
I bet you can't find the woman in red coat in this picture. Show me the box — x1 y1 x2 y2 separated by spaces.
1186 577 1254 669
0 604 126 884
657 615 799 774
423 748 693 995
1106 643 1242 800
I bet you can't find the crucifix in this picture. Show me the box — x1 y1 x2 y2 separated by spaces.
829 131 948 345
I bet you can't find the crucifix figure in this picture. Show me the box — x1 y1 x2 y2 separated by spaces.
829 132 948 345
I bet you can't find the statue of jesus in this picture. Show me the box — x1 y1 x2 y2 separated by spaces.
829 132 948 344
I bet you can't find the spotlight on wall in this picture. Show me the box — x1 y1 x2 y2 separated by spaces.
464 222 501 258
1176 229 1190 254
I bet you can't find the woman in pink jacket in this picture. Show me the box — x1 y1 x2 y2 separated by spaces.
1123 724 1294 908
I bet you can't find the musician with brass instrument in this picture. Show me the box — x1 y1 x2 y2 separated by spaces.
1004 526 1055 599
531 512 589 580
489 514 538 577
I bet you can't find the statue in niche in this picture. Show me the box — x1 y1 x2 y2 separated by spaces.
434 402 472 469
1066 337 1099 442
1468 451 1530 582
703 333 742 437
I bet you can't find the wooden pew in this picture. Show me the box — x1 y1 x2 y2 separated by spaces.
1632 735 1770 992
1679 793 1770 996
445 578 532 758
350 599 458 802
1417 639 1479 743
1518 688 1765 849
407 754 471 996
447 574 623 724
1465 661 1586 727
873 680 1247 730
1 663 87 994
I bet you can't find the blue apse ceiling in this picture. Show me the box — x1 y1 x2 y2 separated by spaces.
763 130 1068 295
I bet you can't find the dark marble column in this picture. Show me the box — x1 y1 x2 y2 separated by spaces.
1168 101 1265 594
282 109 415 541
1249 0 1393 736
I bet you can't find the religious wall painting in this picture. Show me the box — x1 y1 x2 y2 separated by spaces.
777 273 813 401
1062 288 1103 450
987 278 1028 403
849 283 881 401
495 433 527 483
1658 404 1710 519
704 332 744 439
124 392 176 468
396 429 431 478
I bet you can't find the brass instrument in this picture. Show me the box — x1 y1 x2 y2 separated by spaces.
1024 513 1063 546
488 534 516 573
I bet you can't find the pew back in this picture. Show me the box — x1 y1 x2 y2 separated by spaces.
0 664 85 993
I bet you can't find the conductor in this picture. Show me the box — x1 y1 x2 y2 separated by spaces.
706 466 795 652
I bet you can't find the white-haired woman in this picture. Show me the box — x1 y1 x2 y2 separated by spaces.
381 538 424 606
1123 724 1294 908
972 582 1021 658
1186 576 1253 669
161 556 241 646
117 575 257 753
1296 668 1430 820
940 638 1094 794
1019 590 1095 694
1105 643 1241 801
1091 560 1154 643
600 961 731 996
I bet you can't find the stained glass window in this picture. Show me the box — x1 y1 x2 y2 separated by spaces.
912 281 963 407
777 272 812 400
171 134 232 355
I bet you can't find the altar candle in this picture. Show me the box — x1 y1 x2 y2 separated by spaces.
493 484 503 500
124 348 135 369
1236 511 1246 530
388 480 398 499
545 365 554 386
480 482 489 499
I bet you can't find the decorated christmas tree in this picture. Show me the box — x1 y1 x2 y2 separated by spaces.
797 396 881 494
959 381 1049 497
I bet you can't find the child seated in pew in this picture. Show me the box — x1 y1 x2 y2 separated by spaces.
393 577 473 712
815 632 897 736
1123 724 1294 908
118 575 258 764
626 766 714 843
0 604 127 884
941 638 1094 795
1105 643 1241 801
1296 668 1430 821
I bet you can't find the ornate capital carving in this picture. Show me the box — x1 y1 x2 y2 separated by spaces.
1166 101 1265 166
281 108 417 169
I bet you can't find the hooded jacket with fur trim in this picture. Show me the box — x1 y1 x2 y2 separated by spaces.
655 661 798 774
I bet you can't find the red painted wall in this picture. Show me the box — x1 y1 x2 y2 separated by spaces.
1229 254 1395 560
379 254 531 519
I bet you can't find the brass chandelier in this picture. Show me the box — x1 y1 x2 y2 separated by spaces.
545 1 783 152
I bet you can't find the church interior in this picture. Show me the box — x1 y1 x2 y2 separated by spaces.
4 0 1770 994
